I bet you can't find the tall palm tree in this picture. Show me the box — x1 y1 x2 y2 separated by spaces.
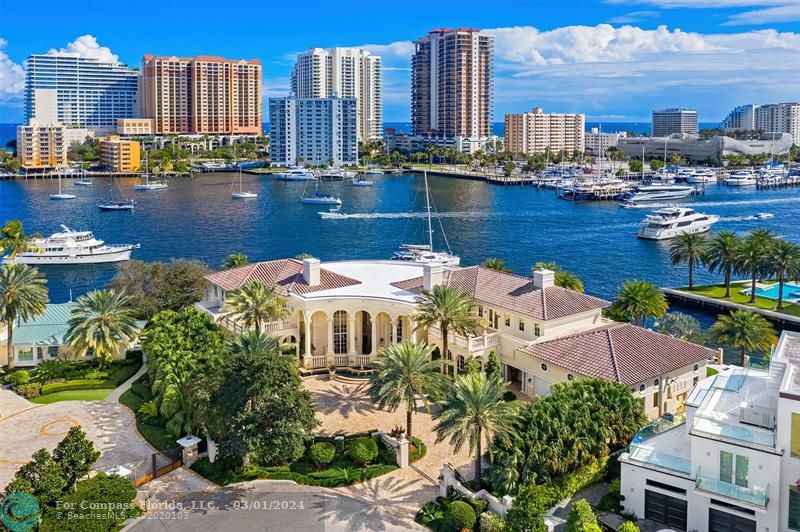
736 230 775 304
711 310 776 365
368 342 444 439
224 281 289 334
414 285 479 374
433 372 515 490
608 279 668 327
222 252 248 270
534 262 584 293
0 264 49 369
704 230 740 298
768 239 800 309
0 220 39 261
669 232 708 290
482 258 511 273
228 330 281 357
65 289 139 369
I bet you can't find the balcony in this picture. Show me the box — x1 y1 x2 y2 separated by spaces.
695 468 768 508
626 414 692 475
217 314 298 336
429 325 500 354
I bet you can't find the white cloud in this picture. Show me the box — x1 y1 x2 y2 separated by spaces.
47 34 118 63
0 39 25 104
606 0 800 24
359 40 415 63
609 10 661 23
607 0 787 8
723 4 800 25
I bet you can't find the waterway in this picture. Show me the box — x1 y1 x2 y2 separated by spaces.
1 173 798 320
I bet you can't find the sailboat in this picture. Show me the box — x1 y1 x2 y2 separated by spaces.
231 164 257 199
75 168 92 186
98 175 135 210
391 171 460 266
300 180 341 205
49 170 76 200
135 153 167 191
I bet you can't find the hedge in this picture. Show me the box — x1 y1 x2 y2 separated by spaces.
41 379 117 395
539 458 608 508
107 363 141 386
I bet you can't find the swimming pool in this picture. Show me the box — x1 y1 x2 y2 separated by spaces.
752 282 800 301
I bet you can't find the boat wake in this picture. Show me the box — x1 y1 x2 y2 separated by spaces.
686 197 799 208
324 211 491 220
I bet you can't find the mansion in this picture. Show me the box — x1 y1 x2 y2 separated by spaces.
197 258 717 419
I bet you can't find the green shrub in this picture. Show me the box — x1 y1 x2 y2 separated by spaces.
41 379 116 395
416 500 441 527
308 442 336 469
538 458 608 508
609 478 621 498
466 497 488 514
138 399 160 420
6 370 30 386
618 522 639 532
445 500 476 530
410 436 427 463
502 390 517 402
35 360 66 382
566 499 598 532
504 484 547 532
16 382 42 399
39 473 139 531
479 511 505 532
348 437 378 466
108 362 140 385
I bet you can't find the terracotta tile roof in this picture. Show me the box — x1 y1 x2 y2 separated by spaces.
390 266 609 320
519 322 716 385
205 259 361 295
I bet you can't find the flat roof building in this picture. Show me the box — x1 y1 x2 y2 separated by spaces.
505 107 585 155
652 108 698 137
17 121 69 170
98 135 141 172
722 103 800 145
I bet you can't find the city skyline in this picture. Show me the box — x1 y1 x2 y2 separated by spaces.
0 0 799 124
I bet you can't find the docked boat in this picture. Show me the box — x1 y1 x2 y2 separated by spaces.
637 207 719 240
557 177 632 201
98 200 135 211
352 176 374 186
622 184 694 203
275 166 316 181
49 173 75 200
725 170 756 186
319 207 348 219
685 169 717 184
365 169 384 175
318 169 347 181
231 165 257 199
2 225 140 265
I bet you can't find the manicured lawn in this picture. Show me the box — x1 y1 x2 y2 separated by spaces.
31 388 112 403
119 376 177 452
678 283 800 318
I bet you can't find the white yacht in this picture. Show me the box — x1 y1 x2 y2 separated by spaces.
637 207 719 240
2 226 140 265
275 166 316 181
725 170 757 186
623 184 694 204
365 168 385 175
685 169 717 184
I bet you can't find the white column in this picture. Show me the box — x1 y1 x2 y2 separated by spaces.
390 318 396 344
370 316 377 355
326 316 334 357
348 315 357 356
304 314 312 356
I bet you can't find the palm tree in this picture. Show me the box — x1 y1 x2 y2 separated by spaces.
0 264 49 369
224 281 288 334
414 285 479 374
482 258 511 273
736 230 775 304
705 230 740 298
0 220 39 261
768 239 800 309
608 279 668 327
533 262 584 293
222 252 248 270
228 330 281 357
65 289 139 369
433 372 515 490
669 232 708 290
368 342 444 439
711 310 776 365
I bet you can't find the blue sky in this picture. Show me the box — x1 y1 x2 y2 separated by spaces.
0 0 798 123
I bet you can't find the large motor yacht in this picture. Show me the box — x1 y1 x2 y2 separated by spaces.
725 170 757 186
2 226 140 265
275 166 316 181
622 184 694 204
637 207 719 240
685 169 717 184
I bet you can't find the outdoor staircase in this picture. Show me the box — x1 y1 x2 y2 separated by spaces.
332 373 370 385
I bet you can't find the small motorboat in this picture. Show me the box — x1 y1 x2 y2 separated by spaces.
98 200 135 211
75 179 93 186
352 177 374 187
754 213 774 220
319 207 348 219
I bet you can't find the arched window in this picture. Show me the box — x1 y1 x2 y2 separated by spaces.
396 318 403 342
333 311 348 354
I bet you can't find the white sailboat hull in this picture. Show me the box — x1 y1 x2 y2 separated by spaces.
49 194 76 200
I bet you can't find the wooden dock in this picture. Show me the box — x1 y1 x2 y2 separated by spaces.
1 170 193 180
662 287 800 331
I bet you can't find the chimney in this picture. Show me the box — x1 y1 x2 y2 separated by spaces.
302 258 320 286
423 263 444 291
533 269 555 289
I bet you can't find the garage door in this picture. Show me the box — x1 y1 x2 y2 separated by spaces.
709 508 756 532
645 490 687 530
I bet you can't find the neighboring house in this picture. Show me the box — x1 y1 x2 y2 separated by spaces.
0 303 133 367
197 258 715 419
619 331 800 532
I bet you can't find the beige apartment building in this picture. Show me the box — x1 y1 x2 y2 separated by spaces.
411 28 493 138
98 135 141 172
117 118 155 136
505 107 585 155
16 121 69 170
140 54 262 135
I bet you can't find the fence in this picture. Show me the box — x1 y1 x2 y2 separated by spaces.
129 448 183 487
439 463 513 518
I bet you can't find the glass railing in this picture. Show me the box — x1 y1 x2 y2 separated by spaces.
695 468 768 507
692 416 776 448
627 444 692 475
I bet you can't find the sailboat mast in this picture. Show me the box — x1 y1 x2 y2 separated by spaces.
424 171 433 251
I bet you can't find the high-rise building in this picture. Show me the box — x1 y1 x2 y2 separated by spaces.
17 121 69 170
140 55 262 136
721 103 800 146
268 96 358 167
411 28 493 138
652 108 698 137
504 108 585 155
98 135 141 172
291 48 382 142
585 128 626 156
24 54 139 135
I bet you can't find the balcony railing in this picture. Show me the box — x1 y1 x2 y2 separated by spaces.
692 416 776 448
695 468 768 508
429 326 500 353
627 444 691 476
218 315 298 336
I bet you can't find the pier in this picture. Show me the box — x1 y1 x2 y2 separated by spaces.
756 175 800 189
0 170 194 180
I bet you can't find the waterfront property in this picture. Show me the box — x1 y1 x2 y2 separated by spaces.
619 331 800 532
197 258 715 419
98 135 141 172
652 108 698 137
504 107 585 156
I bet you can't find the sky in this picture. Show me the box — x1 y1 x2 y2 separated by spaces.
0 0 798 124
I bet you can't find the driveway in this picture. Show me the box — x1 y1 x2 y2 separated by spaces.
0 389 154 488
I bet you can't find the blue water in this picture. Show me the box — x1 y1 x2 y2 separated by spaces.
754 283 800 301
1 173 798 310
